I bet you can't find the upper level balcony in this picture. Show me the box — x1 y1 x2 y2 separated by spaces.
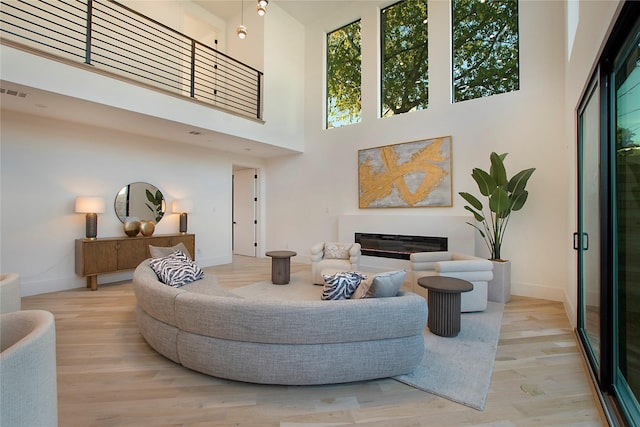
0 0 305 157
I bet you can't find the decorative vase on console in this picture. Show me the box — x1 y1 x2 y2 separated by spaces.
140 220 155 237
123 217 141 237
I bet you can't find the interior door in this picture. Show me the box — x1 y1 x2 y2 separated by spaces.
233 168 257 257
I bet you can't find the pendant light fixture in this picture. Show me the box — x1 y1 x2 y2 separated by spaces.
237 0 247 39
237 0 268 39
257 0 268 16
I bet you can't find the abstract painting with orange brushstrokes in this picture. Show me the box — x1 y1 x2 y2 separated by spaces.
358 136 452 208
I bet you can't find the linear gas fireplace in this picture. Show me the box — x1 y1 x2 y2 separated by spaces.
355 233 448 260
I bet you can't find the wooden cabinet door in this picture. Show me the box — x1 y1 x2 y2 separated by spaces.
75 234 196 280
116 239 148 271
81 241 118 275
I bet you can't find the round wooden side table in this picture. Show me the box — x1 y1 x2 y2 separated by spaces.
417 276 473 337
265 250 297 284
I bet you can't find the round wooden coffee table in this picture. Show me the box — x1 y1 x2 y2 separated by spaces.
265 251 297 284
417 276 473 337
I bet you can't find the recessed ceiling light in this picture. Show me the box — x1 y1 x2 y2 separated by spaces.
188 131 202 135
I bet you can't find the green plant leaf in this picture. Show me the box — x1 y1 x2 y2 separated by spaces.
489 187 510 215
463 205 485 222
459 191 483 210
511 190 529 211
471 168 496 196
465 221 486 239
508 168 536 194
489 152 508 186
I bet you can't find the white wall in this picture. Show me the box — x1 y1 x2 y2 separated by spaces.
265 0 569 303
0 0 304 297
123 0 226 50
0 0 625 312
0 110 265 296
0 0 306 153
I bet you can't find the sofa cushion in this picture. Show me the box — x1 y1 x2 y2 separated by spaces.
149 250 204 287
149 242 192 260
323 242 352 259
174 288 427 345
321 271 364 300
370 270 406 297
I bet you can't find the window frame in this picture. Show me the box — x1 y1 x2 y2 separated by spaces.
325 19 363 129
451 0 520 103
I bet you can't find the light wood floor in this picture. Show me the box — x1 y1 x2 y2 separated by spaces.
21 256 606 426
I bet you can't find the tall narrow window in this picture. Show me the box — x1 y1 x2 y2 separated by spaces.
326 20 362 129
381 0 429 117
452 0 519 102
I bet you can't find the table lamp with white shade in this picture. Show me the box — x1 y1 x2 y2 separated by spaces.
75 196 106 239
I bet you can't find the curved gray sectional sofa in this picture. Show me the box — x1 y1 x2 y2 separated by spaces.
133 260 428 385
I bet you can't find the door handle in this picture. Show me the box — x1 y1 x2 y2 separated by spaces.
573 232 589 250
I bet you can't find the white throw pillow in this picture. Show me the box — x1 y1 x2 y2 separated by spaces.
323 242 352 259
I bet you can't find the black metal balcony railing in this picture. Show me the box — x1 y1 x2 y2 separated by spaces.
0 0 263 120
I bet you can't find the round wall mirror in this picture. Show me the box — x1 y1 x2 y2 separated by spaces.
114 182 166 223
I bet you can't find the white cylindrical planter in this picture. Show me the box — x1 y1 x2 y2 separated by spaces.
488 260 511 303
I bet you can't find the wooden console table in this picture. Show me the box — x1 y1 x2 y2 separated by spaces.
75 233 195 290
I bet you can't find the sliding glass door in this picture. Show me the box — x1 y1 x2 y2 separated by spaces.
612 15 640 421
577 74 602 379
576 3 640 425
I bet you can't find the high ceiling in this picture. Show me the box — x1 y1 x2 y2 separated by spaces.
1 1 350 158
193 0 347 25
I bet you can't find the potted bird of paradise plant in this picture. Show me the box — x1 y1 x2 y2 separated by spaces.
458 152 535 302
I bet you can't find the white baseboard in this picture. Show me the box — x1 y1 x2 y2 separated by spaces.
21 275 87 297
511 280 565 302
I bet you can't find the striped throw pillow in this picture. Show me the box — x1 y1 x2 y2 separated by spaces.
149 250 204 287
321 271 367 300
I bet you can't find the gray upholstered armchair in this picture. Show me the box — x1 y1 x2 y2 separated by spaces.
410 251 493 312
0 273 21 314
310 242 361 285
0 310 58 427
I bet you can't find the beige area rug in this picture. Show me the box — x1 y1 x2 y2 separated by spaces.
393 301 504 411
228 270 321 300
